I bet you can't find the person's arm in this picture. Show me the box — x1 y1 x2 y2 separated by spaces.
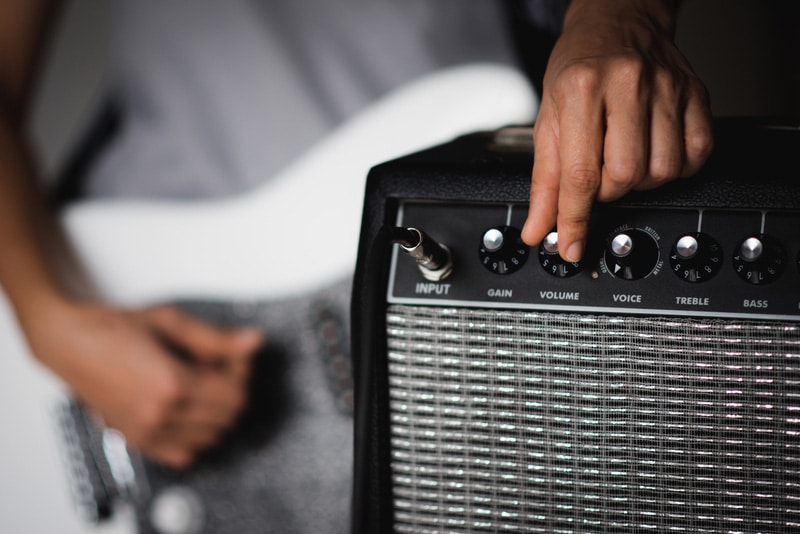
521 0 714 261
0 1 262 468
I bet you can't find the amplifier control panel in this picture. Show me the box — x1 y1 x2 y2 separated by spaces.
387 202 800 321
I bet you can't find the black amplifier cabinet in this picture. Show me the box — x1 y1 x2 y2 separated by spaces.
352 118 800 533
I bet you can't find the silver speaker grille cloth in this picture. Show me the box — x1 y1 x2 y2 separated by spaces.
386 305 800 533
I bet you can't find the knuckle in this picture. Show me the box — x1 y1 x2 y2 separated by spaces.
611 54 647 85
649 154 683 183
685 127 714 163
565 164 601 196
606 160 644 190
553 62 601 99
652 66 681 98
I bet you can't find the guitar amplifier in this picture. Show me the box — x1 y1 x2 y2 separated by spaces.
352 118 800 533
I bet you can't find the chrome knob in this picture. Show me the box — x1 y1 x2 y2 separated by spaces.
740 237 763 261
482 228 504 252
610 233 634 258
675 235 699 260
479 226 528 275
542 231 559 254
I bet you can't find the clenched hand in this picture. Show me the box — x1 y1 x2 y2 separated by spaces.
28 302 263 469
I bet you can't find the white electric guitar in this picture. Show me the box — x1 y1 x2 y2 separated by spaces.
0 64 536 534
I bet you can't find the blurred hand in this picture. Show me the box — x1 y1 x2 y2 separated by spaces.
27 302 263 469
521 0 714 261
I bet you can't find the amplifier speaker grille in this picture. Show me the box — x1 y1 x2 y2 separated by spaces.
386 304 800 533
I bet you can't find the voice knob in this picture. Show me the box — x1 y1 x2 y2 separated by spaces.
669 232 722 283
610 233 634 258
479 225 528 275
538 231 582 277
732 234 786 285
604 229 660 280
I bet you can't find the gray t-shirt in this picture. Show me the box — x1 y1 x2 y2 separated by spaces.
87 0 518 198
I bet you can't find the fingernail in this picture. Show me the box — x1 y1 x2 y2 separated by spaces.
521 218 535 242
565 241 584 263
522 213 543 245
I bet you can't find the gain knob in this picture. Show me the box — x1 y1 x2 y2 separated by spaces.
669 232 722 283
732 234 785 285
604 228 660 280
538 231 582 277
479 225 528 275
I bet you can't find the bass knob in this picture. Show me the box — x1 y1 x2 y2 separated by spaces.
732 234 786 285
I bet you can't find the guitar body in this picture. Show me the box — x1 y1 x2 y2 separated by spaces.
0 64 536 533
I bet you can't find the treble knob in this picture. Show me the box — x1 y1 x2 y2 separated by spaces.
669 232 722 283
537 231 582 278
732 234 785 285
675 235 699 259
479 225 528 275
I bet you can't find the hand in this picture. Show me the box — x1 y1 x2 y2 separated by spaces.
521 0 714 262
27 302 263 469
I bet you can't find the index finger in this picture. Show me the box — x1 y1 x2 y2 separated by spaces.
555 98 604 262
522 110 561 247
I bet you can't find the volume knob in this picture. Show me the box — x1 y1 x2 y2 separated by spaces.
538 231 582 278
